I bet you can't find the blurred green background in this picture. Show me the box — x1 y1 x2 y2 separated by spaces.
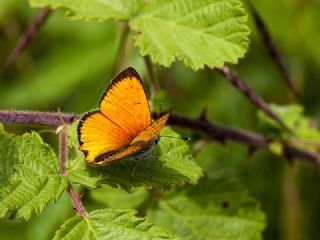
1 0 320 239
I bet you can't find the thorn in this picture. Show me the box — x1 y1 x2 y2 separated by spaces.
217 137 226 146
247 146 257 159
199 107 208 121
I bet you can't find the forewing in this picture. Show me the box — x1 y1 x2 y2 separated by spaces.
78 111 133 163
90 112 170 165
99 67 151 139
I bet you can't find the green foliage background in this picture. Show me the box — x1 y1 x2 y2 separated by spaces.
1 0 320 239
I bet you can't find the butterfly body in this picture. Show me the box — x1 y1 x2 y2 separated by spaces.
77 67 170 166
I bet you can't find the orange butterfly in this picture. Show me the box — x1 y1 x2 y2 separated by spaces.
77 67 170 165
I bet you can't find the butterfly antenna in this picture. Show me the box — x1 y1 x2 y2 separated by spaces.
160 135 190 141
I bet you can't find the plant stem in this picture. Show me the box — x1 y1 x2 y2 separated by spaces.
1 110 319 165
56 120 87 217
58 125 68 176
248 2 300 99
143 55 159 95
6 8 51 68
67 184 88 218
0 110 80 126
218 66 287 129
113 23 130 74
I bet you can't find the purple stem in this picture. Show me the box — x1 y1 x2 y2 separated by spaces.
67 184 88 218
218 66 287 129
249 3 300 99
59 126 68 176
5 8 51 68
1 110 319 165
0 110 80 126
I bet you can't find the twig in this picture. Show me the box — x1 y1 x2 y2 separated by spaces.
0 110 79 126
5 8 51 68
67 184 88 218
58 125 68 176
218 66 287 129
143 55 159 94
1 110 319 165
248 3 300 99
56 117 87 217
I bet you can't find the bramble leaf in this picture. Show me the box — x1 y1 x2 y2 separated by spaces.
258 104 320 153
28 0 143 21
67 121 203 191
131 0 250 70
0 124 67 220
28 0 250 70
148 177 266 240
53 208 179 240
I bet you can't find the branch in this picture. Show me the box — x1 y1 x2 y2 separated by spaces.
56 119 87 217
1 110 319 165
67 184 88 218
165 112 320 165
0 110 79 126
5 8 51 68
217 66 287 129
58 125 68 176
248 3 300 99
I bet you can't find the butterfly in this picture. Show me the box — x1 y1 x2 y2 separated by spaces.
77 67 170 165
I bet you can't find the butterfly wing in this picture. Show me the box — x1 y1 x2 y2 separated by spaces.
78 67 152 163
91 112 170 165
78 111 133 162
131 111 170 144
99 67 151 139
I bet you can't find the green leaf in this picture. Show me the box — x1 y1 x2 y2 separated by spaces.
28 0 143 21
54 208 179 240
148 177 266 240
29 0 250 70
67 121 203 191
258 104 320 151
90 186 149 209
131 0 250 70
0 124 67 220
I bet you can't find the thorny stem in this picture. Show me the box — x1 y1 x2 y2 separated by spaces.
0 110 79 126
5 8 51 68
1 110 319 165
248 3 300 99
58 125 68 176
67 184 88 218
144 55 160 95
56 121 87 217
218 66 288 129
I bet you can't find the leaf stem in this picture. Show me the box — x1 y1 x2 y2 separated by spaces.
113 23 130 74
143 55 159 95
5 8 51 68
